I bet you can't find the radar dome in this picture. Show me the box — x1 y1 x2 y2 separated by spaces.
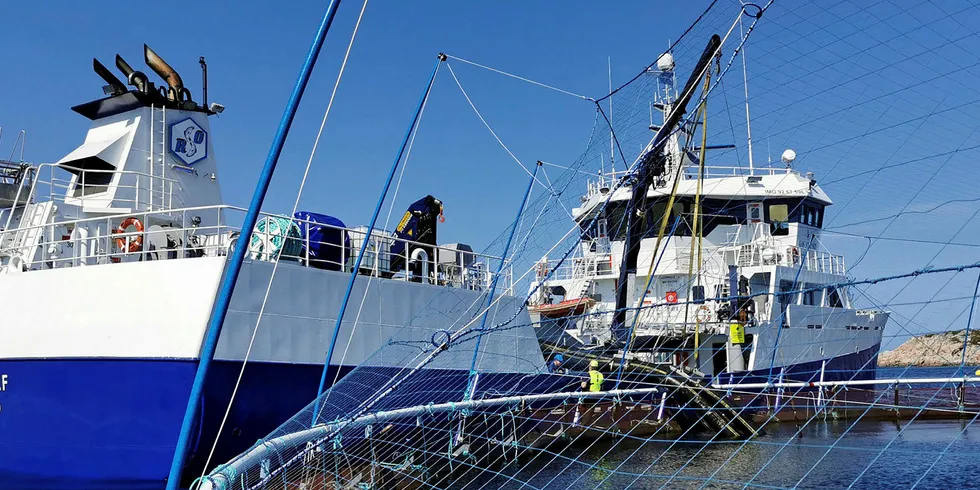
656 53 675 72
781 149 797 165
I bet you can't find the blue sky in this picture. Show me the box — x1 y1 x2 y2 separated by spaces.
0 0 706 247
4 0 980 346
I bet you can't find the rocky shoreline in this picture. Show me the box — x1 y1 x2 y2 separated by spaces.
878 329 980 367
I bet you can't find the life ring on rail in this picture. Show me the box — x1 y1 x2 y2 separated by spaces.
113 217 144 253
695 305 711 323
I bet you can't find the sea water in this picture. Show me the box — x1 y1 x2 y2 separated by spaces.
476 367 980 489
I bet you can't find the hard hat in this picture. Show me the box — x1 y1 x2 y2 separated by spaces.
590 360 599 369
554 354 564 362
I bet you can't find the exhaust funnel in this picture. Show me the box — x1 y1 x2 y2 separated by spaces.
144 44 189 102
115 54 150 93
93 58 126 96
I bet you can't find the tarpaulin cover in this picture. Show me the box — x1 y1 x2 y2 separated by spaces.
294 211 349 271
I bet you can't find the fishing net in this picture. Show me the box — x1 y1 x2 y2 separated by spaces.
248 216 304 261
197 0 980 488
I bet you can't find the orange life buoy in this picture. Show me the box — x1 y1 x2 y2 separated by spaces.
114 217 144 253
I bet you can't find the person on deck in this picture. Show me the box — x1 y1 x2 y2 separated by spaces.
582 359 604 392
547 354 566 374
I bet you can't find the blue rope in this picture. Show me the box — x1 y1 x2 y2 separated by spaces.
462 162 540 402
165 1 344 487
311 55 445 425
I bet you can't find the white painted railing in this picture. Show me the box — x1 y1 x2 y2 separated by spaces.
0 204 508 292
737 242 845 275
540 253 615 281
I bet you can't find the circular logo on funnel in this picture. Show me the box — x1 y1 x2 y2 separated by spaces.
169 118 208 166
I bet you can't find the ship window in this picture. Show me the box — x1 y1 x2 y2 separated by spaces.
776 280 795 304
801 206 814 226
579 218 598 241
644 200 690 237
700 199 742 236
769 204 790 236
66 157 115 197
603 202 628 240
797 203 825 228
827 287 844 308
802 283 820 306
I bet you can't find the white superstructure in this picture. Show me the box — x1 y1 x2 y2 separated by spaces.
528 57 886 378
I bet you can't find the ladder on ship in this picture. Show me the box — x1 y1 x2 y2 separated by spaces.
148 105 168 211
0 201 55 269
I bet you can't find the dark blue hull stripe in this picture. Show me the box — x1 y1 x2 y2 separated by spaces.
0 346 878 489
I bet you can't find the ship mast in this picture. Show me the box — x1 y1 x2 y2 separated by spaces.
610 35 721 343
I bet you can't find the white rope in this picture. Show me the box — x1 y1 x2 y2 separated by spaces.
444 61 551 191
198 0 372 477
538 159 604 176
538 165 574 220
445 54 594 101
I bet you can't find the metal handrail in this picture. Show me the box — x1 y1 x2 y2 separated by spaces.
0 203 509 291
585 165 800 199
30 163 180 211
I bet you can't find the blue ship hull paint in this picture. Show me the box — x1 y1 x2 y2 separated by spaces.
0 359 553 489
723 342 881 386
0 359 196 489
0 359 338 490
0 346 878 489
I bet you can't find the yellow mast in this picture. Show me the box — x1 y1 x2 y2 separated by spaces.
691 74 709 365
628 70 713 354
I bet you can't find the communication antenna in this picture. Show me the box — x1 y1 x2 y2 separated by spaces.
739 14 756 173
608 56 615 176
781 148 796 167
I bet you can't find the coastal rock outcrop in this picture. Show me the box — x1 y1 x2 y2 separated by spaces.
878 330 980 367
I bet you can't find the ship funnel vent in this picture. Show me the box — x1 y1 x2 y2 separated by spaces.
144 44 192 103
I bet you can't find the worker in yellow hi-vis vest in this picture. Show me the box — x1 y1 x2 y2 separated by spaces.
581 359 604 392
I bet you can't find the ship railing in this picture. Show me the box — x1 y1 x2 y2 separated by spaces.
0 204 508 292
0 160 35 208
1 162 180 215
636 301 770 325
584 165 798 198
693 165 793 178
736 242 846 275
540 253 615 281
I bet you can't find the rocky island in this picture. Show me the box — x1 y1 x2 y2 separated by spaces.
878 329 980 367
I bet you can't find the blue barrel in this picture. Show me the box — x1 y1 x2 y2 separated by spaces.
294 211 349 271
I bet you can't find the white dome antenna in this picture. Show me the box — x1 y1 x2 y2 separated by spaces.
656 53 675 72
781 148 797 166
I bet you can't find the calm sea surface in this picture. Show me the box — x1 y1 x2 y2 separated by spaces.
474 367 980 490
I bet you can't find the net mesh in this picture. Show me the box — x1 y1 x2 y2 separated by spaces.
197 1 980 488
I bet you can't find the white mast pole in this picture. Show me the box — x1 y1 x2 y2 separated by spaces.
739 14 756 173
608 56 615 176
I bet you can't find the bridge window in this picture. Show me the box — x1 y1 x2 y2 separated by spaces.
799 203 824 228
826 287 844 308
769 204 790 236
802 283 820 306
